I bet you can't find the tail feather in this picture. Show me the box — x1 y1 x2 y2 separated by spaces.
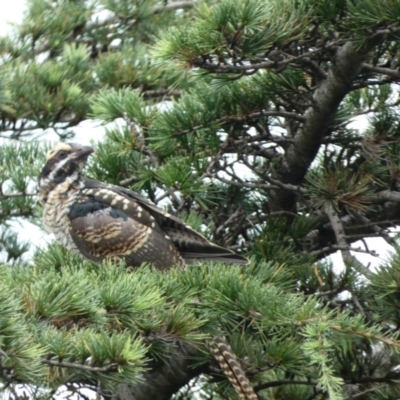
178 243 249 265
209 336 258 400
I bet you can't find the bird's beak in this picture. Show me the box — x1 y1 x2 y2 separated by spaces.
74 145 95 160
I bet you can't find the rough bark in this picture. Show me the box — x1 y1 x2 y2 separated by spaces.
112 340 205 400
269 34 395 213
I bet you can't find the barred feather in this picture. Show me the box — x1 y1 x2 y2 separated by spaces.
209 336 258 400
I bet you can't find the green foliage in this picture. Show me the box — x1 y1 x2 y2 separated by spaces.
154 0 310 67
22 0 92 41
306 165 373 212
3 0 400 399
0 228 29 262
95 44 174 90
2 44 93 130
0 280 45 384
91 88 154 125
366 247 400 325
0 142 45 239
3 254 400 398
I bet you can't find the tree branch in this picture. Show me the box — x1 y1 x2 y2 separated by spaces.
173 111 305 137
325 204 372 276
371 190 400 203
42 359 118 373
361 63 400 79
30 1 194 56
268 32 397 214
113 340 205 400
141 89 181 99
193 43 339 73
0 192 36 199
254 379 317 391
308 244 379 258
153 1 193 13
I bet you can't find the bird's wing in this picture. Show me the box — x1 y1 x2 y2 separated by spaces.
82 179 248 265
67 183 185 270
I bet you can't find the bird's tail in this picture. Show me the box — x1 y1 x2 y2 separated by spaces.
209 336 258 400
178 241 249 265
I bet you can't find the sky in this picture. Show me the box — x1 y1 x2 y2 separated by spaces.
0 0 26 36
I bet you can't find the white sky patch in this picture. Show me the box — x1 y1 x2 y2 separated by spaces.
330 238 394 274
69 119 107 144
0 0 26 36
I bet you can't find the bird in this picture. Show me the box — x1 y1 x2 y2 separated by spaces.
37 143 248 270
37 143 257 400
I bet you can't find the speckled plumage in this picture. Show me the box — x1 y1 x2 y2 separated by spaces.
37 143 248 270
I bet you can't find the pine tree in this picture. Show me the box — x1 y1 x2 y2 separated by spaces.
2 0 400 399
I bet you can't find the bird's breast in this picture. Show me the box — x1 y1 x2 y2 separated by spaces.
42 180 82 254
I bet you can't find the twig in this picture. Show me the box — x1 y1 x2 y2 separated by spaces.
308 244 379 258
331 325 400 348
0 192 36 199
310 288 344 297
153 1 193 13
96 380 102 400
215 209 244 236
254 379 317 391
0 210 34 218
324 204 372 276
214 174 279 190
194 42 340 73
264 175 308 194
343 385 389 400
351 293 366 316
213 173 308 195
42 359 118 373
64 384 93 400
173 111 305 137
141 89 181 99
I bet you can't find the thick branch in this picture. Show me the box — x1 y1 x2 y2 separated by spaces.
361 63 400 79
269 32 394 213
113 340 205 400
285 42 372 182
371 190 400 203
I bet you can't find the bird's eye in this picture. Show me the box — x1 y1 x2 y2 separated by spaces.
57 150 68 158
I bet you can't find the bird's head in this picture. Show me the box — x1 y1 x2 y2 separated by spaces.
37 143 94 202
